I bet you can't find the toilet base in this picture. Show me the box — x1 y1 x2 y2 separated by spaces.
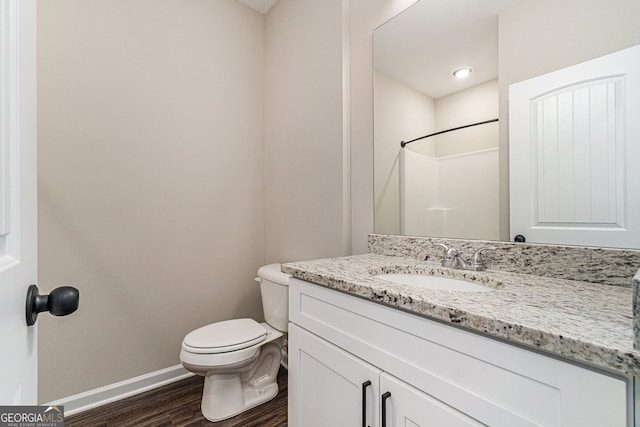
200 342 282 422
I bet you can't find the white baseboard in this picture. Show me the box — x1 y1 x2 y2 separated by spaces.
45 364 194 416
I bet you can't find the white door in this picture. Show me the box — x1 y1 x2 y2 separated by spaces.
0 0 37 404
509 44 640 248
288 323 382 427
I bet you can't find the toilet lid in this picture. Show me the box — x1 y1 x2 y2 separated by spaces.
182 318 267 354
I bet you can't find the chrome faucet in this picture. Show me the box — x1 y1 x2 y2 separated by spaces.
434 243 496 271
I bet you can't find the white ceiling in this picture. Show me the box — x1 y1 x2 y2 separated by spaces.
374 0 519 99
236 0 277 14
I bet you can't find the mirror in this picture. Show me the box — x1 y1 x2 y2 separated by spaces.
373 0 640 248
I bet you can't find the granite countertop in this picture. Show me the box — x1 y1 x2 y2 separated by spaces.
282 253 639 377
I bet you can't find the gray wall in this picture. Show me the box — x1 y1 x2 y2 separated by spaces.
37 0 267 402
264 0 349 263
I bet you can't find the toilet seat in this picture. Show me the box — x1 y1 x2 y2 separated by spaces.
182 318 267 354
180 321 283 369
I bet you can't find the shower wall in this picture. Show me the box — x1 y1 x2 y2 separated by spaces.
401 147 499 239
376 75 499 239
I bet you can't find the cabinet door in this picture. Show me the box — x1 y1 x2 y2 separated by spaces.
380 373 484 427
289 323 382 427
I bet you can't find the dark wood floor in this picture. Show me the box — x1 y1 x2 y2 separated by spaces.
65 369 288 427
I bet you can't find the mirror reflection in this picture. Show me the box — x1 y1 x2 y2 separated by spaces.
374 0 511 241
373 0 640 248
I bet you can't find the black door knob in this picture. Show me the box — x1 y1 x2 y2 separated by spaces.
26 284 79 326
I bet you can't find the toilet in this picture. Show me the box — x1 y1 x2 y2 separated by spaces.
179 263 290 422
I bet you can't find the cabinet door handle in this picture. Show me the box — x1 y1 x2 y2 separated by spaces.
381 391 391 427
362 380 372 427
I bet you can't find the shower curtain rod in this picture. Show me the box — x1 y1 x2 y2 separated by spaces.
400 118 499 148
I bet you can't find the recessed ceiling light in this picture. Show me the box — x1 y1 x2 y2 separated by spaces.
453 67 473 79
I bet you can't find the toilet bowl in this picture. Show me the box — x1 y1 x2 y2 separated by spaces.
179 264 290 422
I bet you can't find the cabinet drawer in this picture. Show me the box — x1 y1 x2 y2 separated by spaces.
289 278 630 426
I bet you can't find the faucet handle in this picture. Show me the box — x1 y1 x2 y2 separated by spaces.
435 243 458 256
435 243 449 252
470 246 497 270
434 243 459 267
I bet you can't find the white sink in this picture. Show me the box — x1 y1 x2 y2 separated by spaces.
375 273 493 292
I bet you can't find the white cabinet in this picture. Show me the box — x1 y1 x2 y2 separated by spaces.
288 278 631 426
289 323 482 427
288 323 381 427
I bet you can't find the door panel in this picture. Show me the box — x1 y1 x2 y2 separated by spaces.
509 44 640 248
0 0 37 404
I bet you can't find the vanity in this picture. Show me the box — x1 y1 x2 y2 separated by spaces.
283 235 640 426
343 0 640 423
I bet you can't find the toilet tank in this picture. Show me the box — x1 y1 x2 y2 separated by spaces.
256 263 290 332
